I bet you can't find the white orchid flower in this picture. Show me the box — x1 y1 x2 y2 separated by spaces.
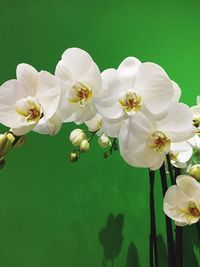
172 81 181 102
197 96 200 105
191 96 200 131
187 134 200 150
0 64 60 136
95 57 175 123
119 102 195 170
164 175 200 226
169 142 193 168
33 113 62 136
85 112 124 138
85 113 102 133
55 48 105 124
101 119 124 138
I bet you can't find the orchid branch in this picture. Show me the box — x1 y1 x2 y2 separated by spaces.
160 163 176 267
149 169 158 267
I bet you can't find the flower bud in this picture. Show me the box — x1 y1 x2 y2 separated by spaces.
69 129 86 146
69 152 79 162
80 140 90 152
0 133 13 158
189 164 200 180
6 133 15 143
98 134 111 148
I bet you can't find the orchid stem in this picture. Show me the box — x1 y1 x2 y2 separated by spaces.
166 157 183 266
175 227 183 267
197 222 200 243
149 169 158 267
109 138 117 155
104 138 117 158
173 167 183 267
88 131 98 143
166 154 174 185
160 163 176 267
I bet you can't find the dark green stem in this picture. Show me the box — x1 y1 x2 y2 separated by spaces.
160 163 176 267
173 167 183 267
149 169 158 267
88 131 98 143
166 154 175 185
109 138 117 155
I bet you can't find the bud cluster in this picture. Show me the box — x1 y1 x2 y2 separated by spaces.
68 128 118 163
69 129 90 162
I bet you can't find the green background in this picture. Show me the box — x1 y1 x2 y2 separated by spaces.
0 0 200 266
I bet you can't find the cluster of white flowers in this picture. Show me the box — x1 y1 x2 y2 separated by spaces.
0 47 199 226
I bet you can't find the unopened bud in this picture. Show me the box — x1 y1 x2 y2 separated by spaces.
69 129 86 146
98 134 111 148
6 133 15 143
80 140 90 152
0 134 13 158
69 152 79 162
189 164 200 180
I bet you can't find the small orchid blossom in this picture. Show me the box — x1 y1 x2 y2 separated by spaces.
55 48 105 124
95 57 175 123
0 64 60 136
169 142 193 168
119 102 195 170
164 175 200 226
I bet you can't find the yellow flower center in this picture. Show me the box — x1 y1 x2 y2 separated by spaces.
148 131 171 153
193 117 200 128
15 97 42 123
180 202 200 224
183 202 200 223
28 108 40 120
119 91 142 113
169 152 179 161
69 82 93 106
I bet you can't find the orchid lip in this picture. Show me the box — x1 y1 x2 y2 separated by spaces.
118 90 142 114
15 97 42 124
182 202 200 223
148 131 171 153
68 82 93 106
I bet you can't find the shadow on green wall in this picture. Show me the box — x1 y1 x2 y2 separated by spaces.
126 242 140 267
99 213 124 267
